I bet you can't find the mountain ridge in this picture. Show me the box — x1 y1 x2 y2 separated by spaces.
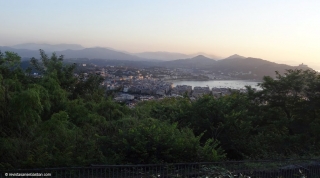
0 44 315 79
0 46 144 61
135 51 220 60
10 43 85 51
157 55 313 79
224 54 246 60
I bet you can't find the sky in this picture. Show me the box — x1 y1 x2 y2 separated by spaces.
1 0 320 69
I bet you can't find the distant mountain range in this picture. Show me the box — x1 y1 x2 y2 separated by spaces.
0 43 314 79
157 54 310 79
10 43 84 51
134 52 190 61
0 43 219 61
224 54 246 60
160 55 216 68
0 45 142 61
134 51 220 60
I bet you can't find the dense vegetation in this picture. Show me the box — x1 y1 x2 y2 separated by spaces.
0 50 320 170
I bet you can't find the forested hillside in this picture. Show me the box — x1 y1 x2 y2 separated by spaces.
1 50 320 170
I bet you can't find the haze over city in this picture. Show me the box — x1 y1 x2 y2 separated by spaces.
1 0 320 70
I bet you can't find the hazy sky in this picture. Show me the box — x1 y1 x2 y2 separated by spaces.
1 0 320 69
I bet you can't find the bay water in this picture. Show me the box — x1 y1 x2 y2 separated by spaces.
169 80 262 90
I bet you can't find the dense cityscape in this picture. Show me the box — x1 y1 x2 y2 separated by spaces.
68 63 255 108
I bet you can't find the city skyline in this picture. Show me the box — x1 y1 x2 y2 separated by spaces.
1 0 320 69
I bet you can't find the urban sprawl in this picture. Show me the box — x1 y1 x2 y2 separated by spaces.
65 64 256 108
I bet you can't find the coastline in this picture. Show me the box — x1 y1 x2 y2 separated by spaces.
164 79 262 90
164 79 263 82
164 79 210 82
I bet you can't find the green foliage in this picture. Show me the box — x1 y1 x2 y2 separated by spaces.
198 139 226 162
103 118 225 164
0 50 319 169
0 50 112 169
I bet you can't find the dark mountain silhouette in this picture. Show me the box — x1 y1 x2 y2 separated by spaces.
217 55 310 71
134 51 219 60
160 55 216 68
11 43 84 51
159 54 313 79
191 55 215 61
0 46 143 61
56 47 142 61
188 52 221 59
0 46 41 60
213 56 295 78
96 46 132 55
4 44 221 61
224 54 246 60
2 45 314 79
134 51 191 61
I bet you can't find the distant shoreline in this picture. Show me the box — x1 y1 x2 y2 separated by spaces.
163 79 263 90
164 79 263 82
164 79 209 82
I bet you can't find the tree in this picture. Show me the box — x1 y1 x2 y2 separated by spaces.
30 49 77 94
102 118 225 164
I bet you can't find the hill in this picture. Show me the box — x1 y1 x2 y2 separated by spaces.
158 54 314 79
134 51 191 61
160 55 216 68
0 46 41 60
10 43 84 51
0 46 144 61
134 51 219 61
214 55 312 78
223 54 246 60
188 52 221 60
56 47 142 61
1 45 314 79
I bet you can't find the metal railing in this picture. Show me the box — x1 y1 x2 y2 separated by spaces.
1 159 320 178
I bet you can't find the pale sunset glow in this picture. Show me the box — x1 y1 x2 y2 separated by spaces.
1 0 320 69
